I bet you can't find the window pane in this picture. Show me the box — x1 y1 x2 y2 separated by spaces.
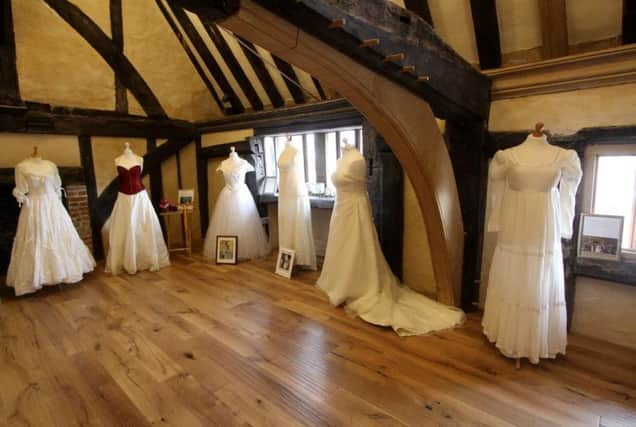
593 155 636 249
263 136 276 176
325 132 337 195
306 133 316 184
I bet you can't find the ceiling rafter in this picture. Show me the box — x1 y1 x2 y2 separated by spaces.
167 3 245 113
204 24 264 111
155 0 225 113
312 76 327 100
469 0 501 70
42 0 167 118
110 0 128 113
404 0 433 26
272 55 306 104
234 35 285 108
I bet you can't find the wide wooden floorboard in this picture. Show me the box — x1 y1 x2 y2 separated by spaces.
1 255 635 426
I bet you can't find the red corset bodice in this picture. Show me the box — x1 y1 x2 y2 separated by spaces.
117 165 145 195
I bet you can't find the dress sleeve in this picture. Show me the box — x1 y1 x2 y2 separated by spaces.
12 164 29 207
559 149 582 239
486 150 508 233
53 164 64 200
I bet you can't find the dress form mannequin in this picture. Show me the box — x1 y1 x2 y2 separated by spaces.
482 122 582 368
115 142 143 169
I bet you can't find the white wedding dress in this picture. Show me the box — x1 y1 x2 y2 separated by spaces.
203 154 270 260
482 134 582 363
7 158 95 296
317 147 465 336
277 142 317 269
104 154 170 274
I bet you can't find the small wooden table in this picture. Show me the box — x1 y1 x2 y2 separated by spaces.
160 209 193 256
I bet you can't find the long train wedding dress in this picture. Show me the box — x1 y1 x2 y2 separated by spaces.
7 157 95 296
277 140 317 269
104 147 169 274
317 146 465 336
482 134 582 363
203 150 270 260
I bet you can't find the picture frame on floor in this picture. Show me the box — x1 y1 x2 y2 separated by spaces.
578 213 623 261
275 247 296 279
216 235 238 265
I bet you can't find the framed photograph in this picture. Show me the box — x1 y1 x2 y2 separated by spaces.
216 235 238 265
275 247 296 279
578 214 623 261
261 177 278 195
178 189 195 209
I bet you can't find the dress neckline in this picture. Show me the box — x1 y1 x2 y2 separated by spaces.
117 164 142 171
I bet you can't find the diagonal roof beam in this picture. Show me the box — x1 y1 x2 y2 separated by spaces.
235 35 285 108
205 25 264 110
43 0 167 118
155 0 226 113
272 55 306 104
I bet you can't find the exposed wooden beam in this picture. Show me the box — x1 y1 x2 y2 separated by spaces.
624 0 636 44
78 136 104 260
312 76 327 100
404 0 433 26
43 0 166 118
0 102 196 137
234 35 285 108
110 0 128 113
272 55 306 104
154 0 225 112
538 0 568 59
167 0 240 23
195 137 209 237
469 0 502 70
167 4 244 113
0 0 20 104
205 25 264 111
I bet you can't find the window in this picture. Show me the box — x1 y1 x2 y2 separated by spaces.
585 145 636 252
261 126 363 197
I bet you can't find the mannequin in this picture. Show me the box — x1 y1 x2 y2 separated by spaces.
203 146 269 260
317 144 464 335
482 122 582 367
277 135 317 270
115 142 143 169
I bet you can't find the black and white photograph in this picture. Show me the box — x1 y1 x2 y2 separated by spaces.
578 214 624 261
275 247 296 279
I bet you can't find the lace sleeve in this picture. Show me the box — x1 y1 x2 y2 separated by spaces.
53 164 64 200
486 150 508 233
12 164 29 207
559 149 582 239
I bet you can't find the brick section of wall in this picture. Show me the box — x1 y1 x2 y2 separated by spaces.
66 184 93 251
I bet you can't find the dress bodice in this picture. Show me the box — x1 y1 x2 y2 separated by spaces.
505 149 562 193
331 149 367 196
219 159 249 191
13 159 61 202
278 145 307 197
117 165 145 195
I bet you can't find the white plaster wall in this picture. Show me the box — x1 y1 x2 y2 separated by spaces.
428 0 479 65
0 133 80 168
91 137 146 196
565 0 623 45
69 0 110 36
571 277 636 350
489 83 636 135
12 0 114 110
496 0 542 54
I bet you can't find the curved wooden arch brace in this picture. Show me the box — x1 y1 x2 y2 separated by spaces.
222 1 464 305
43 0 167 118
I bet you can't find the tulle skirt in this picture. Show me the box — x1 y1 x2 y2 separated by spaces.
203 185 270 261
7 193 95 296
104 191 170 275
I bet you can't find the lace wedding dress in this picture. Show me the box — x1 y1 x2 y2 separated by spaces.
104 155 170 274
482 134 582 363
203 154 270 260
7 158 95 296
317 146 465 336
277 141 316 269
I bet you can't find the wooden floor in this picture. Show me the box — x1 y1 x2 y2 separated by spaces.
1 255 635 427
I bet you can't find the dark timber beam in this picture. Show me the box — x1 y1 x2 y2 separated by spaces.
0 103 195 137
624 0 636 44
155 0 226 112
195 137 209 237
78 136 104 260
168 4 245 113
205 24 264 110
235 35 285 108
169 0 240 22
110 0 128 113
538 0 568 59
469 0 502 70
404 0 433 26
0 0 20 104
43 0 167 118
272 55 306 104
251 0 490 121
312 77 327 100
